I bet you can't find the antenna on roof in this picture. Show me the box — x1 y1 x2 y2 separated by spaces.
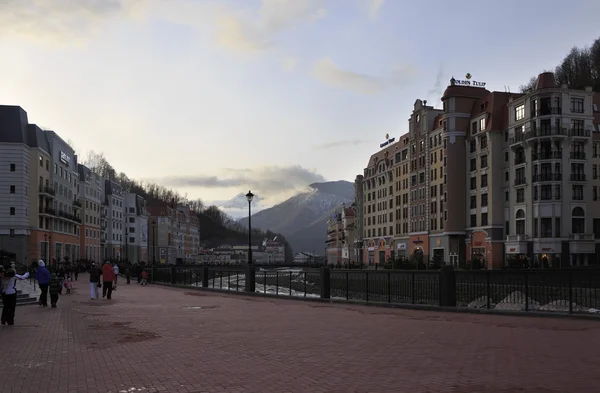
507 86 511 93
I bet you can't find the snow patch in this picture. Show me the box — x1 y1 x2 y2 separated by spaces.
495 291 540 311
467 296 492 309
539 300 583 313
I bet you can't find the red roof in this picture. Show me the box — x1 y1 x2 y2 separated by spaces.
536 72 557 89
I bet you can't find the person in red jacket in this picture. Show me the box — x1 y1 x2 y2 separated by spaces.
101 261 116 300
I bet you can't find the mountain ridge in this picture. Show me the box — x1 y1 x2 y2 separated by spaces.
238 181 354 253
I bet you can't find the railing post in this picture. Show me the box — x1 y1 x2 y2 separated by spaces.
171 265 176 285
439 265 456 307
320 267 330 299
486 270 491 309
524 271 529 312
151 265 156 284
245 265 256 293
202 266 209 287
568 270 573 314
387 272 391 303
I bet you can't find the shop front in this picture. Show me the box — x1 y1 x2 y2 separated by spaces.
505 235 531 268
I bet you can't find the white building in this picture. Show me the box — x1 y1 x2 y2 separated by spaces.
124 193 148 263
105 180 124 260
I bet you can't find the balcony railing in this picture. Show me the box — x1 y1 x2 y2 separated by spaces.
57 210 82 223
509 133 526 145
73 200 82 208
569 128 591 138
532 151 562 161
39 206 56 216
506 234 528 242
570 152 586 160
570 233 595 241
532 173 562 182
525 126 567 139
38 185 56 196
514 157 526 165
530 107 561 117
514 178 527 186
570 174 587 182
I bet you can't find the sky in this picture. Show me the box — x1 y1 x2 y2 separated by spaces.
1 0 599 212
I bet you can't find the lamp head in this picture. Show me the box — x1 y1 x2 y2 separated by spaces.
246 190 254 203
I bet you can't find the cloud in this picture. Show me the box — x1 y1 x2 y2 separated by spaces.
364 0 385 20
0 0 328 53
279 56 299 72
314 139 370 150
313 57 417 95
427 67 445 102
157 165 326 197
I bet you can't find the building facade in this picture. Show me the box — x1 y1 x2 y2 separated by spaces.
78 164 102 262
124 193 148 263
104 180 124 260
358 72 600 269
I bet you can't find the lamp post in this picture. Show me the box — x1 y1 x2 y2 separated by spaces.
49 234 52 265
44 233 48 262
246 190 254 265
152 220 156 266
125 228 128 263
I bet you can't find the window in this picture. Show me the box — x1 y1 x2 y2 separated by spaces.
481 174 488 188
515 104 525 121
480 155 488 168
555 217 561 238
505 191 509 202
470 195 477 209
470 214 477 227
480 118 486 131
572 207 585 234
9 229 15 237
570 98 584 113
10 185 15 194
470 177 477 190
515 209 525 235
541 218 552 238
10 164 15 172
481 213 488 226
572 185 584 200
469 140 476 153
470 158 476 172
481 193 488 207
39 156 43 167
480 135 488 150
10 207 15 215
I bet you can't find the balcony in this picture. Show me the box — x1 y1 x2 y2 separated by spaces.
530 107 561 117
509 132 526 146
570 152 586 160
514 156 526 165
39 206 56 216
514 178 527 186
570 233 595 241
532 151 562 161
570 173 587 182
569 128 591 138
73 200 82 208
57 210 82 223
507 234 528 242
38 185 56 197
532 173 562 182
525 126 567 140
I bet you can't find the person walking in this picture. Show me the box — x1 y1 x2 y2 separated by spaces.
125 268 131 284
36 260 51 307
101 261 116 300
49 273 61 308
113 262 119 284
88 262 102 300
1 264 30 325
57 264 66 295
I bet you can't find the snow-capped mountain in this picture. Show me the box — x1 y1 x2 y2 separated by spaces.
237 181 354 253
213 193 268 219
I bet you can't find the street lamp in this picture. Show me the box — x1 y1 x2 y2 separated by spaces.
152 220 156 265
246 190 254 265
44 233 48 262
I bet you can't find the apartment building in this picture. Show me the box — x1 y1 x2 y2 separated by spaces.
262 237 286 264
124 193 148 264
361 137 402 265
147 204 178 264
78 164 102 261
353 175 364 262
177 205 200 262
392 135 410 260
45 131 80 263
105 180 124 260
0 106 34 264
504 73 599 267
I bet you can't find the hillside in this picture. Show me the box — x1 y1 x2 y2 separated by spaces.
238 181 354 253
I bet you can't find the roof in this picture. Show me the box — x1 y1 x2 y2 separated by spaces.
0 105 29 144
343 207 355 217
470 91 522 133
536 72 557 89
26 124 51 154
442 85 490 101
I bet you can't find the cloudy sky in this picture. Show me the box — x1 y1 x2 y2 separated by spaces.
1 0 599 207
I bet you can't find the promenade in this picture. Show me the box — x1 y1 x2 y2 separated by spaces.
1 275 599 393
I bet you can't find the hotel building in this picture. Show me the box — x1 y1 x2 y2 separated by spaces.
358 72 600 269
78 164 103 262
44 130 80 263
124 192 149 263
104 180 124 260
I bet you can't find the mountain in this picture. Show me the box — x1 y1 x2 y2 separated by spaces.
213 193 268 219
238 181 354 253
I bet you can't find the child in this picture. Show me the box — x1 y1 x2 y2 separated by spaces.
49 273 61 308
64 277 73 294
141 270 148 285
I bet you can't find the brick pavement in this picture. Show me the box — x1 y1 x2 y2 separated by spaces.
1 275 599 393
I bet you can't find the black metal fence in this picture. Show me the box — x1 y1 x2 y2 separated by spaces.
154 265 600 316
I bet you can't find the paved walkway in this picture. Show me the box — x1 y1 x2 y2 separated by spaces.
1 276 599 393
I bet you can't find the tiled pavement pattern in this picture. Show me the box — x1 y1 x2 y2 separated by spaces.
1 275 599 393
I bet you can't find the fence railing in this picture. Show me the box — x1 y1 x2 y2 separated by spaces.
152 265 600 316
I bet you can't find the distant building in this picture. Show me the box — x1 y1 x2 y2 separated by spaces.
124 193 148 263
262 237 285 264
325 205 356 266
